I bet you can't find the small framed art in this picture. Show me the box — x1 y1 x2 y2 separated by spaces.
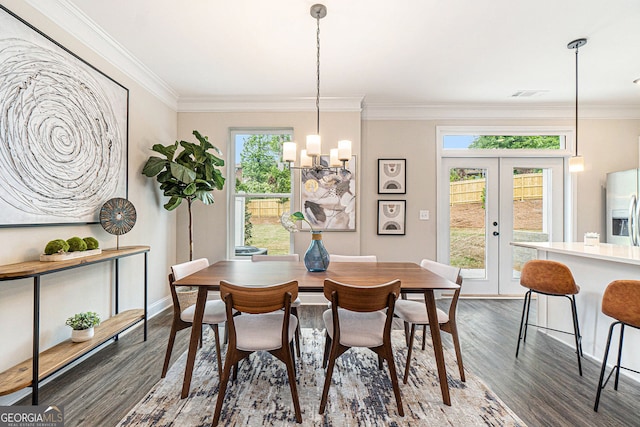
378 159 406 194
377 200 406 235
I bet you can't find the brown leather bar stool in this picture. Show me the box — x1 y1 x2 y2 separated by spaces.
594 280 640 412
516 260 583 375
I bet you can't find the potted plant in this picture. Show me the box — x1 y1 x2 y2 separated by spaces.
142 130 225 261
66 312 101 342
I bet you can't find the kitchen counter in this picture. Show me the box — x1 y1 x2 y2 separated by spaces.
511 241 640 383
512 241 640 266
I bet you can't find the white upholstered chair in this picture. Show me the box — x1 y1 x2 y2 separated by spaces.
394 259 465 383
161 258 226 380
330 254 377 262
212 280 301 425
251 253 302 357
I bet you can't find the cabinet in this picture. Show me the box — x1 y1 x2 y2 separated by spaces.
0 245 149 404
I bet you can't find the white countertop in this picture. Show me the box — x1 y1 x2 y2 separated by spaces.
511 241 640 266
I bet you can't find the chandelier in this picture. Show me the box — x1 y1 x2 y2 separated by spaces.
282 4 352 172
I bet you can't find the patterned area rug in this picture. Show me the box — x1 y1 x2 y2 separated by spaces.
118 329 526 426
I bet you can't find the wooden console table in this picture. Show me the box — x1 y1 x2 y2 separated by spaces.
0 245 149 404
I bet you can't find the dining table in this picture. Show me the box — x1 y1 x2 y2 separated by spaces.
173 260 461 406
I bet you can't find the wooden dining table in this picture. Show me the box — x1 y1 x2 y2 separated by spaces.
173 260 461 406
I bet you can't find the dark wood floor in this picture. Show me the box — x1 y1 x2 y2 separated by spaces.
18 299 639 426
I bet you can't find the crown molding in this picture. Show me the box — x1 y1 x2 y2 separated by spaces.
25 0 179 110
362 103 640 120
178 96 364 113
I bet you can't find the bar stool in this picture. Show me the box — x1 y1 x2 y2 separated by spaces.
516 260 583 375
594 280 640 412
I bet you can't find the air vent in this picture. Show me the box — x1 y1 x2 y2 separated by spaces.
511 90 549 98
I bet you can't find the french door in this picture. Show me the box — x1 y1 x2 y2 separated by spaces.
438 157 564 295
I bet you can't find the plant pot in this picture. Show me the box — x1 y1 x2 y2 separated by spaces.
304 231 330 272
71 327 95 343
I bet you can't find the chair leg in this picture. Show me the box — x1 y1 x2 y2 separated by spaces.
161 323 179 378
378 355 383 370
211 352 235 426
523 291 533 342
403 320 410 347
403 323 416 384
382 343 404 416
291 306 301 358
212 324 223 379
421 325 427 351
448 321 466 382
516 291 531 358
614 324 625 390
594 321 617 412
322 331 331 369
283 344 302 423
568 295 583 376
319 342 340 414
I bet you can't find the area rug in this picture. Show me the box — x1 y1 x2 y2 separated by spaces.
118 329 526 426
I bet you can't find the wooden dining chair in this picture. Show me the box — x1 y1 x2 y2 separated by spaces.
320 278 404 416
212 280 301 426
329 254 377 262
250 253 302 357
161 258 226 380
394 259 465 383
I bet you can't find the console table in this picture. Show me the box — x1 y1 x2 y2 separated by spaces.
0 245 149 404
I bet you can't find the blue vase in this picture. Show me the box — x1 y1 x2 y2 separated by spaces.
304 231 330 272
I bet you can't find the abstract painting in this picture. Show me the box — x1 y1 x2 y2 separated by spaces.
378 159 406 194
377 200 406 235
0 6 128 227
300 156 356 231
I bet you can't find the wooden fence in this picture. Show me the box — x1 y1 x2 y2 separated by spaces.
450 173 542 205
246 198 289 218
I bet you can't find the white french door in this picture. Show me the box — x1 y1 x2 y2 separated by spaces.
438 157 564 295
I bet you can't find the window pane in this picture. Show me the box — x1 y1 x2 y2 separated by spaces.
233 132 293 257
443 135 562 150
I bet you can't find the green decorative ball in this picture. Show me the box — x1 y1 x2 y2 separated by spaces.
67 237 88 252
44 239 70 255
83 237 99 250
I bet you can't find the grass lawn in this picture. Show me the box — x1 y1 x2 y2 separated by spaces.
247 222 291 255
449 228 485 269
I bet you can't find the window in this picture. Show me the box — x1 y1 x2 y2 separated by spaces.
229 129 293 258
443 135 562 150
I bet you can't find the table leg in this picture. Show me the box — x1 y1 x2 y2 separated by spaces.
181 287 207 399
424 290 451 406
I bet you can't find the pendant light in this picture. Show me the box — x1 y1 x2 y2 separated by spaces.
567 38 587 173
282 4 352 171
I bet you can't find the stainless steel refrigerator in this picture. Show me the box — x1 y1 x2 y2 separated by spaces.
606 168 640 245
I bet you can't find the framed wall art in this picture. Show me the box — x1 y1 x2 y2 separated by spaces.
377 200 406 235
300 155 356 231
378 158 406 194
0 5 129 227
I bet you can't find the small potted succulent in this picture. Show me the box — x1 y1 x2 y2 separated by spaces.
66 311 101 342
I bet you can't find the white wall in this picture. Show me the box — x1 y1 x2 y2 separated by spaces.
0 0 178 401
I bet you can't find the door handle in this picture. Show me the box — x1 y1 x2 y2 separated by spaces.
493 231 499 236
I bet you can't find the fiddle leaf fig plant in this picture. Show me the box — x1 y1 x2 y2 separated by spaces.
142 130 225 260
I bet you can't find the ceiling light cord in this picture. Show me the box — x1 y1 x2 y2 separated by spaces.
315 11 321 135
574 44 579 156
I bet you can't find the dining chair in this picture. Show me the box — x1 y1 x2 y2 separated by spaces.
516 259 583 375
330 254 377 262
161 258 226 380
250 253 302 357
212 280 301 425
394 259 465 383
594 280 640 411
320 278 404 416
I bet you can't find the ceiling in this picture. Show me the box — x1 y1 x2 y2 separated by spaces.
38 0 640 110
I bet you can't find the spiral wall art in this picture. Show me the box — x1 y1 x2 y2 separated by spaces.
0 6 128 227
